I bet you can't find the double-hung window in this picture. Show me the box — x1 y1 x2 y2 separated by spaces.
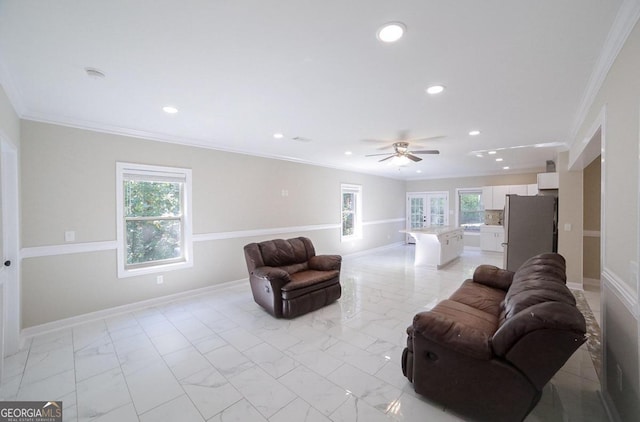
457 188 484 232
116 162 193 278
341 184 362 240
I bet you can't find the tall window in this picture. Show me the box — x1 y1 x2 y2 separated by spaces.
457 188 484 232
341 184 362 240
116 163 192 278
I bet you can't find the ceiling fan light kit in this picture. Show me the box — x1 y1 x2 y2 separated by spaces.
366 140 439 165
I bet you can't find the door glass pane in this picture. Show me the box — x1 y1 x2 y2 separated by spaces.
430 196 445 225
410 197 424 228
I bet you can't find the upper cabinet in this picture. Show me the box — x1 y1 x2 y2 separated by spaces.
482 184 529 209
537 172 559 189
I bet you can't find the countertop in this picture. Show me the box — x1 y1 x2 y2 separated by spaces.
401 226 463 235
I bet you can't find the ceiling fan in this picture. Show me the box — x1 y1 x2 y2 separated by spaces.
364 131 442 163
366 141 440 163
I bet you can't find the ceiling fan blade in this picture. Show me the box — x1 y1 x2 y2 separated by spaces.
411 150 440 155
408 135 446 143
379 155 395 162
365 153 394 157
406 154 422 162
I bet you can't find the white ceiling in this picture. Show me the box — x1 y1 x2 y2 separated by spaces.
0 0 626 180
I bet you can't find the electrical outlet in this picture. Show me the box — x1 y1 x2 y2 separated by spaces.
616 364 623 391
156 275 164 285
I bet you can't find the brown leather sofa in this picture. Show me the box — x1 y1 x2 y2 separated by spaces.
401 253 586 422
243 237 342 318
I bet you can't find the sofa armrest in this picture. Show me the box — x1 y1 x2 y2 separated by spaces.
473 265 514 291
308 255 342 271
412 311 493 360
252 266 291 289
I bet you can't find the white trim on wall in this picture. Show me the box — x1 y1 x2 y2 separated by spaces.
20 219 405 259
21 241 117 259
602 268 638 317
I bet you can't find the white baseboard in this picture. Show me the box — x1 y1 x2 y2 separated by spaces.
567 281 584 291
20 278 248 340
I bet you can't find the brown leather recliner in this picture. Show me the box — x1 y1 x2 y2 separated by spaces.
243 237 342 318
401 253 587 422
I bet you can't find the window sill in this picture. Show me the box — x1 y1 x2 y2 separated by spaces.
117 259 193 279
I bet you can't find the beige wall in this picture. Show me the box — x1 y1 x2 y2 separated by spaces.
558 151 583 283
583 156 601 280
20 121 406 327
570 19 640 421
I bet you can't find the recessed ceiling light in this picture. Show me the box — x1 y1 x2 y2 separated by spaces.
496 158 503 162
469 130 481 136
162 106 178 114
426 85 445 95
273 133 284 139
377 22 405 43
345 151 352 155
503 166 510 170
476 154 484 158
416 170 422 173
488 151 497 155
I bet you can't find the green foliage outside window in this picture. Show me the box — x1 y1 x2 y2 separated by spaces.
342 192 355 236
459 191 483 231
124 180 183 266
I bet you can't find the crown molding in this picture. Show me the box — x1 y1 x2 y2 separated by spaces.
569 0 640 145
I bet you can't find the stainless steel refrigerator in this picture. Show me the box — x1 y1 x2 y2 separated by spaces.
503 194 557 271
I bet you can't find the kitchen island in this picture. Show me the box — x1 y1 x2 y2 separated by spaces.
401 226 464 268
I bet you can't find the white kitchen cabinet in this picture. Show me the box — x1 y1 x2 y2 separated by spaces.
509 185 527 195
483 185 532 209
527 184 538 195
537 172 559 189
481 186 493 209
403 227 464 268
480 225 505 252
491 185 509 209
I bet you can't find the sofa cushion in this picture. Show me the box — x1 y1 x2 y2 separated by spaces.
281 270 340 299
502 253 575 321
258 237 313 267
413 300 497 360
429 299 499 339
450 279 507 315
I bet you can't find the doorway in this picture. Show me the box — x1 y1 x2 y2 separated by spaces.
405 192 448 243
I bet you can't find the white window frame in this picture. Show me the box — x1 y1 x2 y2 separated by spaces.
116 162 193 278
341 183 362 241
455 187 484 234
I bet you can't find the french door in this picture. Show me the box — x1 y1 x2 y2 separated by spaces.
406 192 448 243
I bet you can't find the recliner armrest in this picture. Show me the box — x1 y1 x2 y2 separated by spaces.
412 311 493 360
473 265 514 291
252 266 291 289
308 255 342 271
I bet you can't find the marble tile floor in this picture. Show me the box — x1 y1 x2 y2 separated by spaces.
0 246 608 421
